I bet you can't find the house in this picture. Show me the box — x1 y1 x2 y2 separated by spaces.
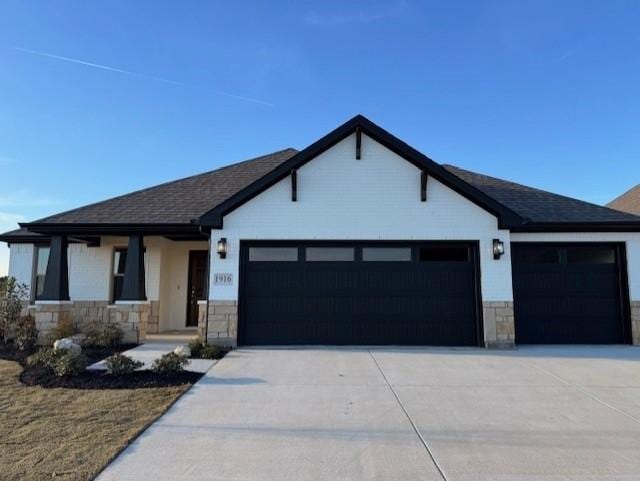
2 115 640 347
608 184 640 215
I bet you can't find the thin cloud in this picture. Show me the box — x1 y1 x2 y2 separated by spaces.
11 46 273 107
305 1 408 26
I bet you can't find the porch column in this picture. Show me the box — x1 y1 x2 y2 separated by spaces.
40 235 70 301
120 234 146 301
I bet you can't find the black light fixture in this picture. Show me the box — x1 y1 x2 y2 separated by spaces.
216 237 227 259
492 238 505 260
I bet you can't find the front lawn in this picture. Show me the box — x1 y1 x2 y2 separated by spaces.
0 357 191 481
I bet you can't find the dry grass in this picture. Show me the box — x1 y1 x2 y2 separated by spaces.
0 359 190 481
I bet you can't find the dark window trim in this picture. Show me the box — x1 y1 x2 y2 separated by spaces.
110 246 148 304
30 243 50 303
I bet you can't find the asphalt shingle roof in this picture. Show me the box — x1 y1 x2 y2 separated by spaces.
608 185 640 216
443 165 640 223
32 148 298 224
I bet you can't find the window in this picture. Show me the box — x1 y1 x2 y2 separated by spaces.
512 247 560 264
362 247 411 262
112 248 127 303
567 246 615 264
32 246 50 301
306 247 354 262
419 246 469 262
249 247 298 262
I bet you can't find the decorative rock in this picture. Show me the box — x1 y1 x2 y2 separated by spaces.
53 337 82 355
174 345 191 357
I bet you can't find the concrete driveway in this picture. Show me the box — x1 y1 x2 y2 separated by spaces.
97 346 640 481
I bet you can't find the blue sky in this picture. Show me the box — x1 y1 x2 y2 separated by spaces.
1 0 639 274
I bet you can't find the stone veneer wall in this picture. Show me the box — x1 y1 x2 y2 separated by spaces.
482 301 515 348
631 301 640 345
34 302 73 344
109 303 150 344
198 300 237 347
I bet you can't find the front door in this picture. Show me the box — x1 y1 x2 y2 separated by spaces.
186 250 208 327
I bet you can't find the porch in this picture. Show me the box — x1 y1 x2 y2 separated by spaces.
29 233 214 343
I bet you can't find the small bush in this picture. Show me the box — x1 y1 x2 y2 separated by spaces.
82 320 124 348
27 346 87 377
188 339 226 360
52 351 87 377
27 346 57 368
104 353 143 376
151 352 188 374
48 318 76 343
15 315 38 351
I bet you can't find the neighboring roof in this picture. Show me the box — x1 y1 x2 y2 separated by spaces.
26 147 298 227
608 185 640 215
444 165 640 228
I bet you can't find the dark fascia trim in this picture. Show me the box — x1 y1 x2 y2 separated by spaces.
0 234 49 244
510 222 640 233
20 222 206 237
197 114 524 229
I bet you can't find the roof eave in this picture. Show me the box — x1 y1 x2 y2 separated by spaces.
510 222 640 233
21 222 207 237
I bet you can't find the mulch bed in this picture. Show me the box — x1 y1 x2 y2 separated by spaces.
0 342 204 390
20 365 203 389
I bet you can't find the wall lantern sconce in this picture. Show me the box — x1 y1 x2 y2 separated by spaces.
216 238 228 259
492 238 505 260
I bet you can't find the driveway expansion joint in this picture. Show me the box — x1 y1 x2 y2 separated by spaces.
368 350 448 481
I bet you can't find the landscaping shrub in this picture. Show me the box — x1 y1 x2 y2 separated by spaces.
151 352 188 374
188 339 227 359
27 346 87 377
27 346 57 368
48 318 76 343
105 354 143 376
52 350 87 377
15 315 38 351
0 277 29 342
82 320 124 348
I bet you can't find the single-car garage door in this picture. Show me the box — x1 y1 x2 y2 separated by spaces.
239 242 481 346
512 243 630 344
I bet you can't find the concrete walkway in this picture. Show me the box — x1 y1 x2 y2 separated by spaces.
88 342 216 373
97 346 640 481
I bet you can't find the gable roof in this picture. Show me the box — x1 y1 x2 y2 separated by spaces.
608 185 640 215
197 115 524 229
4 114 640 240
444 165 640 230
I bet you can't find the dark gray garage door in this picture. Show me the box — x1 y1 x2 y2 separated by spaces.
239 242 481 346
512 243 630 344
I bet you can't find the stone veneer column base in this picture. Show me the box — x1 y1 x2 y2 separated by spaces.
110 302 150 344
483 301 515 348
631 301 640 345
199 300 237 347
35 301 72 344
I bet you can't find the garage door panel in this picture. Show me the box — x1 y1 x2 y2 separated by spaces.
241 242 480 346
512 243 626 345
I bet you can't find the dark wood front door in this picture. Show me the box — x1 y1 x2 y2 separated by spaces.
186 251 208 327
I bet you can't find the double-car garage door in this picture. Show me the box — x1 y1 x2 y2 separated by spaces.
239 241 630 346
240 242 481 346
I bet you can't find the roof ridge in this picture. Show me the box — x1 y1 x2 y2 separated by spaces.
29 147 298 224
